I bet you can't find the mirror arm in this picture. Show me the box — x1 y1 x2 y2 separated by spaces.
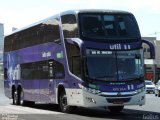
142 39 155 59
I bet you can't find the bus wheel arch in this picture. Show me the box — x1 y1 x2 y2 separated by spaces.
57 85 75 113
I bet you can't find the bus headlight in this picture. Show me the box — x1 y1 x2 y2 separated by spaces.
78 83 101 94
135 87 145 93
88 88 101 94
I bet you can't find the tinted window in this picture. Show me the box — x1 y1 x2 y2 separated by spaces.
61 14 78 38
4 18 60 52
21 63 34 80
21 61 49 80
21 60 65 80
85 49 144 81
42 19 61 43
65 40 82 78
79 13 140 42
54 61 65 79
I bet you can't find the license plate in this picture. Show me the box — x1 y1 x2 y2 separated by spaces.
113 100 124 104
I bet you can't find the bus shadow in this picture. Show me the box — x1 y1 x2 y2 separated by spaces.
28 103 160 120
27 103 61 112
71 108 160 120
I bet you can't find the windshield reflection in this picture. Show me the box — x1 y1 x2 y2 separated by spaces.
79 13 140 41
85 49 144 81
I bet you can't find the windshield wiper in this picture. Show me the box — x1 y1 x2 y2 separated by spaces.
85 75 114 82
126 76 141 80
126 77 136 80
95 75 114 79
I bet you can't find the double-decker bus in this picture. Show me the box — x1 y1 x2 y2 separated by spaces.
3 9 155 113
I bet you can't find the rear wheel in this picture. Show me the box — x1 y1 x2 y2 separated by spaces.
13 88 22 105
158 90 160 97
108 106 124 113
59 90 75 113
13 90 17 105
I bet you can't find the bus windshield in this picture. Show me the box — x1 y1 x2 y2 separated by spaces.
79 13 140 42
85 49 144 81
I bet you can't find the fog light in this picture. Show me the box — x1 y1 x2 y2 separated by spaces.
139 96 145 102
86 97 96 103
141 96 145 101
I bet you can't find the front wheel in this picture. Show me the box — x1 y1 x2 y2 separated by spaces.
59 90 75 113
108 106 124 113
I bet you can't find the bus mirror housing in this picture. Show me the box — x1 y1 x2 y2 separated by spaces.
142 39 155 59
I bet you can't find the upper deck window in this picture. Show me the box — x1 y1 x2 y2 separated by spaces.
79 13 141 42
4 18 60 52
61 14 78 38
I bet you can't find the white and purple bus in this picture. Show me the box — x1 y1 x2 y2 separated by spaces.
3 10 155 113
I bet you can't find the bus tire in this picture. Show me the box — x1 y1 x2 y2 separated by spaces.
108 106 124 113
12 86 16 105
17 88 24 105
59 90 74 113
13 90 18 105
158 90 160 97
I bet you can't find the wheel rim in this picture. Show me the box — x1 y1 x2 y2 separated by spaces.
14 91 18 105
20 91 23 105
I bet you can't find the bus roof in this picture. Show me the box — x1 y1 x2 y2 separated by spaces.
6 9 132 37
60 9 132 15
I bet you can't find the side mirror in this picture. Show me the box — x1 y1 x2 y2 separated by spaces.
142 39 155 59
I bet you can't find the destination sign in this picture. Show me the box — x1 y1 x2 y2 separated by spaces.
86 49 112 55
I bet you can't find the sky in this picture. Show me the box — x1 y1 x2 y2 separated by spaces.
0 0 160 39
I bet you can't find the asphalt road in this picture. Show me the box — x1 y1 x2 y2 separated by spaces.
0 77 160 120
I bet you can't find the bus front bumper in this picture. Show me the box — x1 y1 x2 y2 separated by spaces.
67 89 145 108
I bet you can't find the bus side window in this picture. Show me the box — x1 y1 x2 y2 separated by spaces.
54 61 65 79
43 18 61 44
61 14 78 38
72 56 82 78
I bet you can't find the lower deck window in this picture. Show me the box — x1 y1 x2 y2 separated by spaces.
21 59 65 80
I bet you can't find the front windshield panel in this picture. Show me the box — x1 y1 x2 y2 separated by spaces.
116 50 144 80
86 50 117 81
85 49 144 81
79 13 140 42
